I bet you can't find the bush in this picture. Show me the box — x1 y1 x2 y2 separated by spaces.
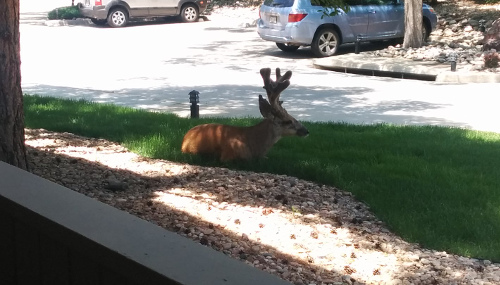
484 51 500 68
209 0 261 7
48 6 82 20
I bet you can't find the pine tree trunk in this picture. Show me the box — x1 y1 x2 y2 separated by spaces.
0 0 29 170
403 0 423 48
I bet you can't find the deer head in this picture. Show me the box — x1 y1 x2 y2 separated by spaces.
258 67 309 137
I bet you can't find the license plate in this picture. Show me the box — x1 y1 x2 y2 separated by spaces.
270 15 277 24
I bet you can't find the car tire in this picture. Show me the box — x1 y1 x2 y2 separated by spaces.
311 28 340 57
91 18 107 26
107 8 128 28
276 43 300 52
422 21 430 42
180 4 199 23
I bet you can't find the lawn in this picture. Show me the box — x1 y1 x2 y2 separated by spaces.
24 94 500 262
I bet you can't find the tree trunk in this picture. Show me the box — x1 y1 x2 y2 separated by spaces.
403 0 423 48
0 0 29 170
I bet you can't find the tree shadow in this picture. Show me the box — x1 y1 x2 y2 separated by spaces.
256 40 400 60
24 128 491 284
20 12 51 26
23 83 469 130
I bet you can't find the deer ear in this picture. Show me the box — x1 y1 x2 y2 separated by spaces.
259 95 274 119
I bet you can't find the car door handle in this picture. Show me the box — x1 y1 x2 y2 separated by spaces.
369 9 376 13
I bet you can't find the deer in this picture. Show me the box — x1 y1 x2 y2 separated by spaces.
181 67 309 162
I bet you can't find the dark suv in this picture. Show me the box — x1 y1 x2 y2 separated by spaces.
79 0 210 27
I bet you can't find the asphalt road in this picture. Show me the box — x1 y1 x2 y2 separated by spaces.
19 2 500 133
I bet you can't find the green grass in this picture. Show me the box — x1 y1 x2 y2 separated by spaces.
24 95 500 262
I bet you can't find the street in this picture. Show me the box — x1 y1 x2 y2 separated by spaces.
19 5 500 133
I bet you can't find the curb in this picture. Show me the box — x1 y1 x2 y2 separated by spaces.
313 55 446 81
436 71 500 83
313 55 500 83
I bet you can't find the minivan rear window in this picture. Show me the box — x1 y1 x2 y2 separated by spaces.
263 0 296 7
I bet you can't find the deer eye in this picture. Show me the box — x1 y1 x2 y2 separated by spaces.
282 120 293 125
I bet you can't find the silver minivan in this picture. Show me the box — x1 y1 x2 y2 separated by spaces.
79 0 210 27
257 0 438 57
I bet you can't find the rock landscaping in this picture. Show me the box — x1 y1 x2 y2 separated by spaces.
25 129 500 285
366 0 500 72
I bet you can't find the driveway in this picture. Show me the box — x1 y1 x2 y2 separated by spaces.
19 3 500 133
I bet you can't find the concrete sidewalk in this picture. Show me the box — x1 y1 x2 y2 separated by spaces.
314 54 500 84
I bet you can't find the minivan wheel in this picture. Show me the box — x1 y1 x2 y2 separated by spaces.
311 28 340 57
180 4 199 23
107 8 128 28
276 43 300 52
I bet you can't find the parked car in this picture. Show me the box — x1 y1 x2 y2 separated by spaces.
78 0 210 27
257 0 438 57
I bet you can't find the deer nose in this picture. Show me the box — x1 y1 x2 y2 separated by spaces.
298 127 309 137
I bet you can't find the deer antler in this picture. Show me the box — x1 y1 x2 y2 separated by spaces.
260 68 292 116
259 68 292 118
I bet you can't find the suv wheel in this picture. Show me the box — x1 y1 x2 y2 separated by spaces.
276 43 300 52
311 28 340 57
107 8 128 28
422 21 430 42
180 4 199 23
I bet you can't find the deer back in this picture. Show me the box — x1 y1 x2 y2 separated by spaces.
181 120 278 161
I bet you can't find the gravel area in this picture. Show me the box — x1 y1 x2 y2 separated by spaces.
25 128 500 285
365 1 500 73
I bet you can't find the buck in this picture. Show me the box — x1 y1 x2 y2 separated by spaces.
181 67 309 161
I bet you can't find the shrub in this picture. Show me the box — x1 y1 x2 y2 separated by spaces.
484 51 500 68
48 6 82 20
209 0 261 7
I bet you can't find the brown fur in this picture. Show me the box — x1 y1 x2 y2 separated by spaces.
181 120 280 161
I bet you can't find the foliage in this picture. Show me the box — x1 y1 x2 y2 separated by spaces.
24 95 500 262
208 0 262 9
208 0 350 17
484 51 500 68
311 0 350 17
47 6 82 20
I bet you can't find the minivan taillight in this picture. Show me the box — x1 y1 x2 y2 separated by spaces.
95 0 102 5
288 13 307 23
